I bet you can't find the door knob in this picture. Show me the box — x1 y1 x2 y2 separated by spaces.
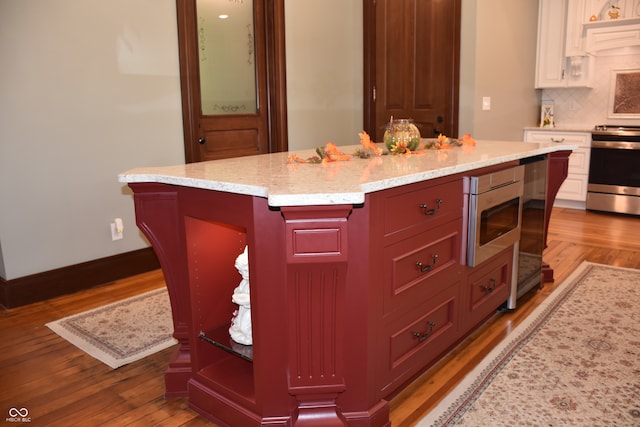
198 137 206 145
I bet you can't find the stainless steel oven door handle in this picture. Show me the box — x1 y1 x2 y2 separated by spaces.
592 141 640 150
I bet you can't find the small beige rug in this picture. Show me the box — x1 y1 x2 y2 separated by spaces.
418 262 640 426
46 288 177 369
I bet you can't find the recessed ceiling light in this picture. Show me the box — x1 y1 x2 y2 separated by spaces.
219 14 229 19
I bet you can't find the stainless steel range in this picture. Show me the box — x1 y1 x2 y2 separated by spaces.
587 125 640 216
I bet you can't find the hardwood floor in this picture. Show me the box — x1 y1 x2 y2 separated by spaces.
1 208 638 426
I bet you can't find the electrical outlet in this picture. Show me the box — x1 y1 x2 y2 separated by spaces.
111 219 124 241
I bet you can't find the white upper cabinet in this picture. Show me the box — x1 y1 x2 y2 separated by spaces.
536 0 567 88
536 0 595 88
566 0 590 56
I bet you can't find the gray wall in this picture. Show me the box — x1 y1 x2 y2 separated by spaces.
0 0 185 280
285 0 364 150
459 0 540 140
0 0 539 281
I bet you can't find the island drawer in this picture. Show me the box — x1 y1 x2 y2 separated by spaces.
382 219 461 315
378 284 461 396
379 177 463 242
462 247 512 330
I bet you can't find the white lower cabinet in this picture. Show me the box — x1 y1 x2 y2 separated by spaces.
524 129 591 206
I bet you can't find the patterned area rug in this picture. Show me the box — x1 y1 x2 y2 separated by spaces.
46 288 177 369
418 262 640 426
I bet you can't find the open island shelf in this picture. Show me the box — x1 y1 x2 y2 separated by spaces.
198 325 254 362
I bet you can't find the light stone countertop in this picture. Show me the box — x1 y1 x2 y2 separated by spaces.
118 140 576 207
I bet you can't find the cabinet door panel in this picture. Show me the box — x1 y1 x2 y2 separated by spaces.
557 175 589 201
536 0 568 88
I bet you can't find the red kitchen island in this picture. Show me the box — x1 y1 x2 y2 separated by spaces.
119 141 572 426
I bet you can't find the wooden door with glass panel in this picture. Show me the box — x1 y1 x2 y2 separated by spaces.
177 0 286 162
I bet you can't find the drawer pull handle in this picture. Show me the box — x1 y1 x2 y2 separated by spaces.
550 137 565 143
413 321 436 342
419 199 442 215
482 278 497 293
416 254 439 273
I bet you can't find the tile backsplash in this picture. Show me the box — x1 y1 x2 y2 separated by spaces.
542 49 640 128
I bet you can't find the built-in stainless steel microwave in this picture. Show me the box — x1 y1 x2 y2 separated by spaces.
466 165 524 267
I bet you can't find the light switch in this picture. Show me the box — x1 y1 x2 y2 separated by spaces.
482 97 491 111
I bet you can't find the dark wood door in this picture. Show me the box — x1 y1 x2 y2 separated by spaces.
176 0 288 163
364 0 461 142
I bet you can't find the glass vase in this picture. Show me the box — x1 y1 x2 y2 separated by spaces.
383 119 421 152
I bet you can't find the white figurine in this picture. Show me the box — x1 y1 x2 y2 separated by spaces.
229 246 252 345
